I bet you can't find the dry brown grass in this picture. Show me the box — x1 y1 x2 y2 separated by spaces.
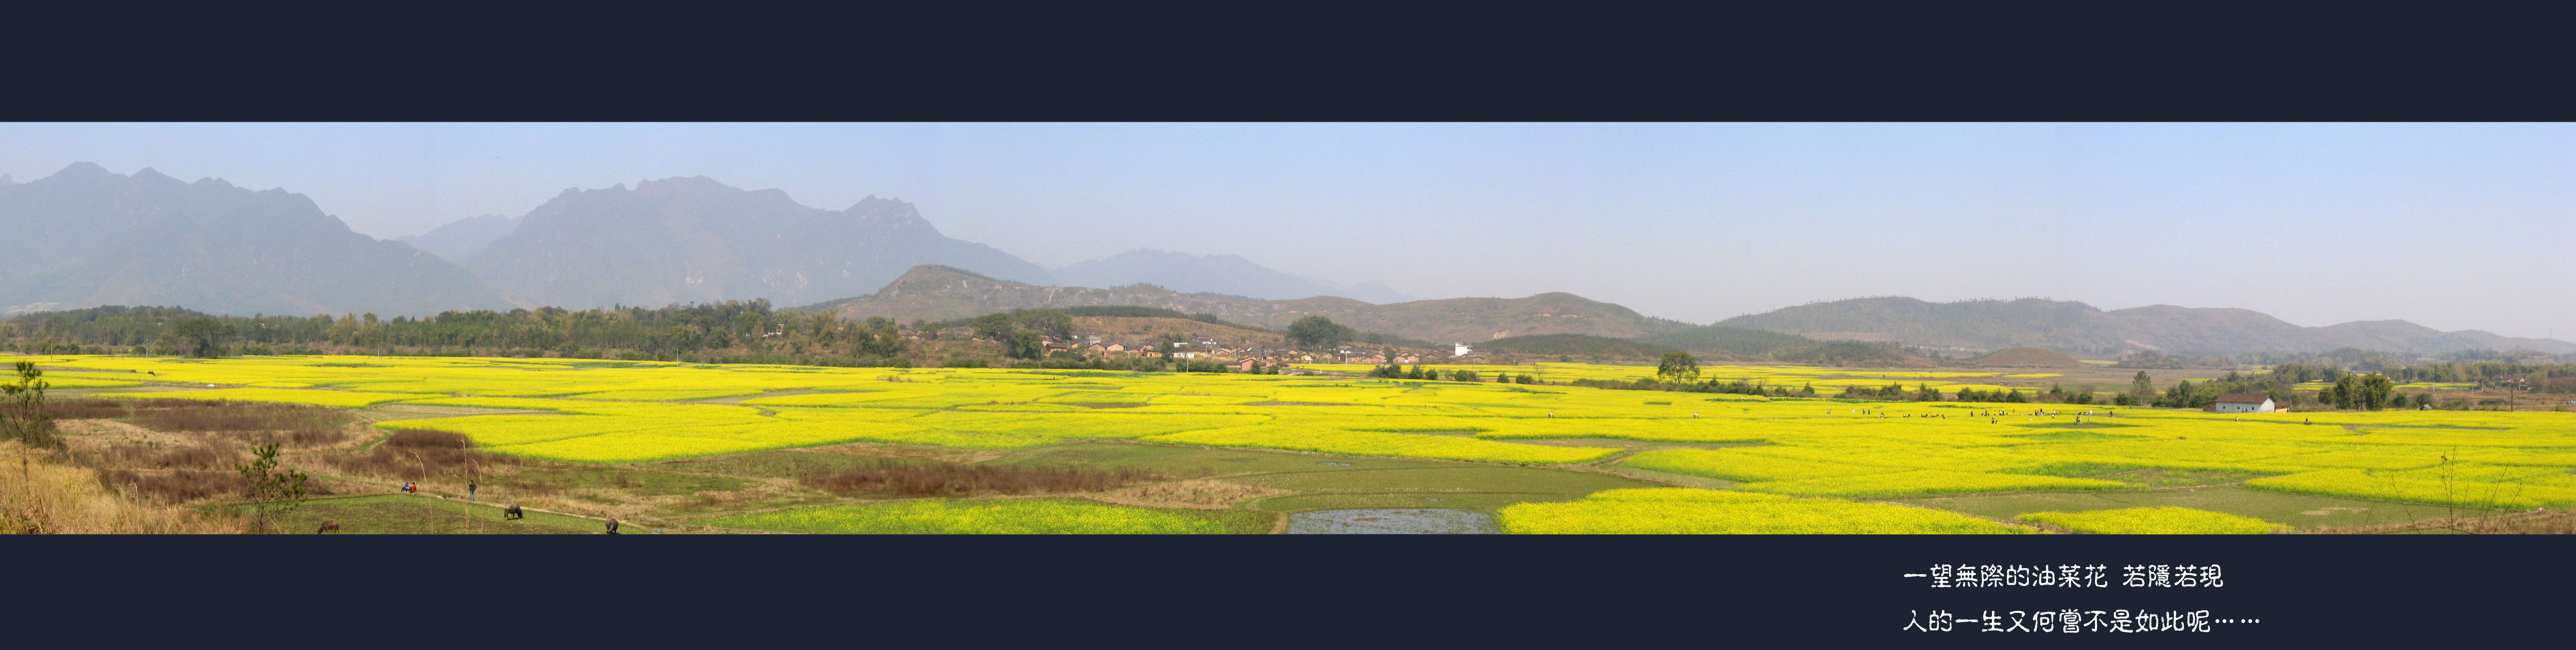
799 459 1159 497
127 400 351 438
43 398 132 420
1 441 242 533
1093 479 1287 510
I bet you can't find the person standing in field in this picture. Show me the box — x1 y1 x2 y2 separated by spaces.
469 480 478 501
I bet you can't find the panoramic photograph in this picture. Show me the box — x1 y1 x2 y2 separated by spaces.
2 122 2570 535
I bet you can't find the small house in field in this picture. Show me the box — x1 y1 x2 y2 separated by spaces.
2209 393 2277 413
1394 353 1421 364
1236 358 1261 371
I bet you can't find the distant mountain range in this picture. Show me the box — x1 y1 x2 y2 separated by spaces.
813 264 1695 345
0 163 518 317
1053 249 1410 304
6 163 2564 360
461 177 1054 308
1716 297 2576 356
394 214 519 263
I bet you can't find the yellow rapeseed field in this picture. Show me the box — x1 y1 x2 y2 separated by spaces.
34 354 2574 515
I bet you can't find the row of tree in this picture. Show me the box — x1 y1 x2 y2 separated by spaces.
1367 364 1536 384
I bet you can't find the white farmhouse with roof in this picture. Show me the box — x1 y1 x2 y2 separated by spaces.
2209 393 2279 413
1453 342 1472 356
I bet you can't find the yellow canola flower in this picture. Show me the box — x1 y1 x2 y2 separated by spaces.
2019 507 2286 534
1498 488 2033 534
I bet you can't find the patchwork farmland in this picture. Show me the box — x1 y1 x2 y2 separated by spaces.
16 354 2574 534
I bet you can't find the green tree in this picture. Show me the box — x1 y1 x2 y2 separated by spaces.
164 318 235 358
1003 330 1044 360
970 312 1017 342
2357 373 2395 410
1018 309 1074 340
2129 370 2154 401
1655 351 1700 381
1285 316 1354 350
1 362 57 449
235 442 308 534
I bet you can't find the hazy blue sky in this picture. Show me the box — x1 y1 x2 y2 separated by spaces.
3 123 2569 339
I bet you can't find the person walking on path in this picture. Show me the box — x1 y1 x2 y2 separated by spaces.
468 480 478 501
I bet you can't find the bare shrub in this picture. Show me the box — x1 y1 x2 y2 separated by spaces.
154 443 239 469
103 468 243 503
800 460 1159 497
325 428 511 481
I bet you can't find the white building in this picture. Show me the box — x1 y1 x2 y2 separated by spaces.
1453 343 1472 356
2210 393 2277 413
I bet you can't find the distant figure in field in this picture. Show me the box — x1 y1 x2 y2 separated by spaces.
316 520 340 534
402 481 417 494
604 517 621 534
468 481 477 501
503 504 524 520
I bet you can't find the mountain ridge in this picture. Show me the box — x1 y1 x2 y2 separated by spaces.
395 213 521 263
1718 296 2574 356
1053 248 1411 303
464 176 1053 310
0 163 520 317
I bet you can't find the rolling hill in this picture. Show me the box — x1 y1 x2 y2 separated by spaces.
814 265 1703 345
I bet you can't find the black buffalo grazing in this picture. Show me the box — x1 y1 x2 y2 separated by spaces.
503 504 524 520
604 517 620 534
316 520 340 534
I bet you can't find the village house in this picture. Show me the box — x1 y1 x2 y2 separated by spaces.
1394 353 1421 365
2208 393 2280 413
